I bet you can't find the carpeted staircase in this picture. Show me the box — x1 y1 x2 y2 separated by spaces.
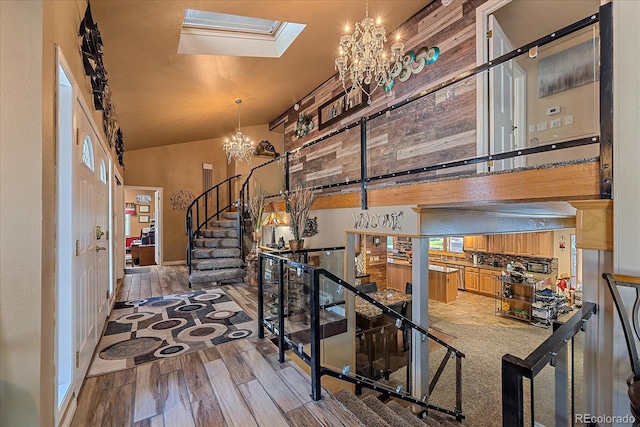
334 389 461 427
189 211 246 285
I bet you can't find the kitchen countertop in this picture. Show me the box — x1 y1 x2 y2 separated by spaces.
355 289 411 319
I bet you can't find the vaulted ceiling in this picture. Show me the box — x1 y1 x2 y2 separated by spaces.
90 1 433 152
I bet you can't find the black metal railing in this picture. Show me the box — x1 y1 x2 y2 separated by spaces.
185 174 241 275
237 156 286 259
257 248 466 421
501 302 597 426
249 6 611 207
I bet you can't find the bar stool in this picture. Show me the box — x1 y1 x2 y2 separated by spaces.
603 273 640 426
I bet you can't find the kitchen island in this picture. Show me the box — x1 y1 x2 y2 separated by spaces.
387 261 459 303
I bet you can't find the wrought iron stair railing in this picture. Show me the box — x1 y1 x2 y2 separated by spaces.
185 174 241 275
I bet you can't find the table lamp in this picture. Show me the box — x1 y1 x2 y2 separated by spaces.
262 212 281 246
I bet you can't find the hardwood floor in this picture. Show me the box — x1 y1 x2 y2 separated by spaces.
72 266 359 427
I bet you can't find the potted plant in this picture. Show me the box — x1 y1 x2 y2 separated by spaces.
283 182 316 250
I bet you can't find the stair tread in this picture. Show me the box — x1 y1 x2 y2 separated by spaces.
362 396 408 427
192 248 241 259
193 237 239 248
200 228 238 238
334 390 391 427
189 268 245 284
209 219 237 228
387 401 437 427
192 258 243 270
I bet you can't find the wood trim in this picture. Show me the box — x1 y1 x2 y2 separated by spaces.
570 199 613 251
271 162 600 213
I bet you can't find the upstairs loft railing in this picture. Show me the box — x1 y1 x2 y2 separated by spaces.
185 174 241 275
501 301 597 427
240 5 611 210
257 248 466 421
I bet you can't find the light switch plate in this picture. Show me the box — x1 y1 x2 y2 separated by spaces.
550 118 561 129
528 124 535 133
565 115 574 125
537 122 548 131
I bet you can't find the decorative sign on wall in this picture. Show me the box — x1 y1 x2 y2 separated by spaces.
384 45 440 92
352 211 404 231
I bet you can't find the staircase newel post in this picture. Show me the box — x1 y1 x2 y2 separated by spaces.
216 187 220 220
310 268 322 401
204 192 208 231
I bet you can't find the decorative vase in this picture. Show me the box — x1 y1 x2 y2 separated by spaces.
246 231 262 286
289 239 304 250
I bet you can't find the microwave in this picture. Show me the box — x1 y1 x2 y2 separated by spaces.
527 261 550 274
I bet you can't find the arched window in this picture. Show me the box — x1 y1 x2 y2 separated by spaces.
99 159 107 184
81 135 94 171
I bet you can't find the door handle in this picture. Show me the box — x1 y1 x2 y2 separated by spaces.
96 246 107 252
95 225 104 240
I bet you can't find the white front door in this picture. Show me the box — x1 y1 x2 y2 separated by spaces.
95 143 110 321
74 101 109 392
489 15 515 171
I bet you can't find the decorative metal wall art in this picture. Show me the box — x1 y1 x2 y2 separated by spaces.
79 2 124 166
383 46 440 92
302 216 319 237
170 190 195 211
254 140 280 157
352 211 404 231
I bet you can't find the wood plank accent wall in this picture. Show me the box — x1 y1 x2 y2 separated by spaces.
280 0 486 192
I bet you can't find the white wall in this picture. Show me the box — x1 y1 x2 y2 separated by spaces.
613 0 640 420
0 1 44 425
553 228 574 277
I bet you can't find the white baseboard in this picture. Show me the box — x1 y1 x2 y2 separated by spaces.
163 260 187 266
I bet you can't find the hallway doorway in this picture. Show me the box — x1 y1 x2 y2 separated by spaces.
124 186 163 267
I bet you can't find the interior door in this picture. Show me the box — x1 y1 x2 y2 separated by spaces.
489 15 515 171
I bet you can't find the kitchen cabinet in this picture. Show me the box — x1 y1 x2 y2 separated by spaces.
387 262 412 292
516 232 554 258
479 269 498 298
503 233 517 255
428 266 459 304
463 236 488 252
464 267 479 292
488 235 502 253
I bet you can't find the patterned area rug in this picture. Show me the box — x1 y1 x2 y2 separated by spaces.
87 289 254 377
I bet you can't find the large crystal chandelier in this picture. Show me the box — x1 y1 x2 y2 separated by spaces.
223 99 254 164
335 1 404 104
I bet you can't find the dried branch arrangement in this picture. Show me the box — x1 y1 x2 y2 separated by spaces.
283 183 316 241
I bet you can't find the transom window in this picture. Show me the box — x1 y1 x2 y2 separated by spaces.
81 135 94 171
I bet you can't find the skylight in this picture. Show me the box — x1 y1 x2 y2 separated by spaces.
183 9 281 35
178 9 305 58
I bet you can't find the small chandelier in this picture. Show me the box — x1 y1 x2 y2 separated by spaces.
335 1 404 104
223 99 254 164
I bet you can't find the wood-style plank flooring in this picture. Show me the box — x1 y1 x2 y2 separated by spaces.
71 266 359 427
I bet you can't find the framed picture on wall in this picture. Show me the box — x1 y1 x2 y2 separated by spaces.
317 84 369 130
137 204 150 213
136 194 152 203
138 215 150 223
